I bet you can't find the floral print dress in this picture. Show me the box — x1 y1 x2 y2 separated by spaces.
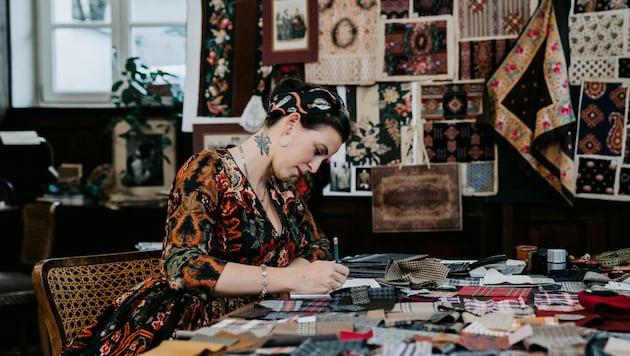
64 148 332 355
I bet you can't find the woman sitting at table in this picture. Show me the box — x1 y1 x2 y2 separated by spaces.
63 77 351 355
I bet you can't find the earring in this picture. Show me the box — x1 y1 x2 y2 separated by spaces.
279 135 293 147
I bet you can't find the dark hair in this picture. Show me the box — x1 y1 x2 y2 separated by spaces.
264 77 351 142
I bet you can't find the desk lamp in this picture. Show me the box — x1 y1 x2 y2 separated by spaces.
0 130 59 179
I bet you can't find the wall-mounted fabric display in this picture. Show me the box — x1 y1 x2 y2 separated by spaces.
345 83 413 168
459 38 517 80
371 164 462 232
568 12 626 58
418 81 498 196
457 0 531 39
575 80 630 200
376 16 455 81
183 0 272 132
486 0 576 204
380 0 411 19
304 0 379 85
419 82 485 120
567 10 630 86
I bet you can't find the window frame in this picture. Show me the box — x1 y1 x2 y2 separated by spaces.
35 0 186 106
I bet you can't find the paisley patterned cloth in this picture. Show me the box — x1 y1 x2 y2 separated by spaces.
63 149 332 355
486 0 576 204
575 81 630 200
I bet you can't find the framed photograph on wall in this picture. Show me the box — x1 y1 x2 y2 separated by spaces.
113 120 176 197
192 123 252 153
262 0 318 64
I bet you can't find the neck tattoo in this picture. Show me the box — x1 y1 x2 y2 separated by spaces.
238 145 267 203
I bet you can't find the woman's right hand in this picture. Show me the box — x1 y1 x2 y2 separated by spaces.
288 260 349 294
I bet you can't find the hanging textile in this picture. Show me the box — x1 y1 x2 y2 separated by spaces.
486 0 576 204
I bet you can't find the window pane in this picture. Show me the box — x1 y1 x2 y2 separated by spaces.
131 26 186 85
53 28 112 92
53 0 111 23
130 0 186 23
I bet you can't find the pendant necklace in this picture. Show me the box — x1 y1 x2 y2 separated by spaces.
238 145 267 203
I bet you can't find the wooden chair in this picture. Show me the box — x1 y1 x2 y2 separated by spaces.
32 249 163 355
0 201 59 354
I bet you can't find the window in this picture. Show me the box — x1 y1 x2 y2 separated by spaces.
36 0 186 105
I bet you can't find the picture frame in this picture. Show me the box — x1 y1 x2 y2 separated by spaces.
113 119 176 197
262 0 318 65
192 123 252 153
371 164 462 232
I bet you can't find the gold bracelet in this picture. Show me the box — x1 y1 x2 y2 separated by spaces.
260 264 268 298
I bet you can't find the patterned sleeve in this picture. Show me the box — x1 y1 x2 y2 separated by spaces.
161 151 228 295
292 189 333 262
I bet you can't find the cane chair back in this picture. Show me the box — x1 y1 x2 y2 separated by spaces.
0 200 59 306
32 250 163 355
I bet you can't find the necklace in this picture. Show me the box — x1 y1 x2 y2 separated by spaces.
238 145 268 203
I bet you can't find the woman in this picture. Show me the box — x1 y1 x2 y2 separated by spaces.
63 78 352 355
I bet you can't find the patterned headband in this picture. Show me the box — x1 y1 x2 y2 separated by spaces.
268 87 348 119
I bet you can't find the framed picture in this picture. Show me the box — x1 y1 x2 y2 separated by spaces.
113 120 176 197
355 166 372 192
262 0 318 65
192 123 252 153
329 161 352 192
371 164 462 232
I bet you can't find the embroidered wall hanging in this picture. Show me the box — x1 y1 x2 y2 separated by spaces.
421 121 498 196
371 164 463 232
459 38 517 81
413 0 454 17
457 0 531 39
419 82 485 120
304 0 379 85
418 80 499 196
568 12 626 58
574 80 630 200
346 85 382 167
486 0 576 204
378 82 413 165
572 0 629 14
182 0 272 132
569 57 618 86
380 0 411 18
377 16 455 81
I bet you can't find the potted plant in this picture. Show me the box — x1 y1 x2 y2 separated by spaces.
106 57 183 198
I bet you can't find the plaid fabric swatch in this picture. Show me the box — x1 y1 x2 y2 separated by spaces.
464 298 533 317
380 256 450 289
457 286 533 298
559 281 586 293
292 338 368 356
381 341 433 355
534 292 585 312
332 286 398 311
437 296 461 304
534 292 580 306
258 299 332 313
442 277 482 287
254 346 298 355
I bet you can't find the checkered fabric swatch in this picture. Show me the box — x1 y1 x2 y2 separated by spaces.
464 298 533 317
258 299 332 313
456 286 533 298
292 338 368 356
534 292 585 312
380 256 450 289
